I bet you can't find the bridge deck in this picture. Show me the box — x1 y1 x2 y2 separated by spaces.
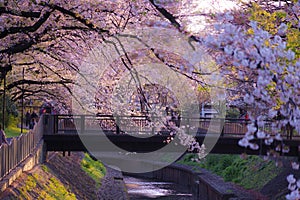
43 133 300 157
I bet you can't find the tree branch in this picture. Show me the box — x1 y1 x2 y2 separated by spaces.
6 79 73 91
0 39 35 54
0 11 52 39
148 0 180 29
148 0 201 44
40 2 109 34
0 7 41 18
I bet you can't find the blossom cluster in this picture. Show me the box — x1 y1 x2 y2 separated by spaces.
286 174 300 200
204 9 300 150
174 126 206 159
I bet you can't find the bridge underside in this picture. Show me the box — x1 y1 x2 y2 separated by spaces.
43 133 300 158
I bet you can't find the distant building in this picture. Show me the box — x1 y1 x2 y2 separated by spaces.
200 103 219 118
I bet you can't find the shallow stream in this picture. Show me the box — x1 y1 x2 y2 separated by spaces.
124 176 193 200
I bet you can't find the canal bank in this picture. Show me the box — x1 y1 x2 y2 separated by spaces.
0 152 99 199
122 161 267 200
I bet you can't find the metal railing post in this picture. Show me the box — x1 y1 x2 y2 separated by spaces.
81 115 85 134
116 116 120 134
186 117 190 135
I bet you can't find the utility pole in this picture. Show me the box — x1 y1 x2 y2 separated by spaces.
21 67 24 133
0 65 12 129
2 72 6 129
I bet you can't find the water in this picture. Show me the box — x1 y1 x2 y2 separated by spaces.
124 176 193 200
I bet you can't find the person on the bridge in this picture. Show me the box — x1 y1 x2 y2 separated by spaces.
245 113 249 121
29 118 36 130
0 125 8 146
31 111 38 120
25 111 31 127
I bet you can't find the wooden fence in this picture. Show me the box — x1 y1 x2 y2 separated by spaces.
0 117 43 180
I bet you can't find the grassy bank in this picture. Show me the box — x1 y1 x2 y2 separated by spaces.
177 154 282 190
1 152 106 199
81 153 106 187
18 165 76 200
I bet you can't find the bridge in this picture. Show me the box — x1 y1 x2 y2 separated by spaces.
42 114 300 158
1 114 300 182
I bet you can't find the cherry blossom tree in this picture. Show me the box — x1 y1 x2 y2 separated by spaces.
202 1 300 199
2 0 299 197
0 0 161 107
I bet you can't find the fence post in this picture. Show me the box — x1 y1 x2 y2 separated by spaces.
0 147 3 178
7 144 9 176
116 116 120 134
54 115 58 134
80 115 85 134
220 118 225 137
186 117 190 135
42 142 48 162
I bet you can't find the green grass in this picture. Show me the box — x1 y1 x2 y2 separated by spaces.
19 171 76 200
177 154 282 190
41 164 49 173
81 153 106 188
4 115 28 138
4 125 28 138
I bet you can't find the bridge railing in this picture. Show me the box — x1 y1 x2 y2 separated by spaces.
0 116 43 180
45 114 169 135
43 114 300 139
43 114 254 136
193 118 250 136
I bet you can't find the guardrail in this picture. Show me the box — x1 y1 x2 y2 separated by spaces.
44 114 287 137
0 116 43 180
44 114 252 136
43 114 299 140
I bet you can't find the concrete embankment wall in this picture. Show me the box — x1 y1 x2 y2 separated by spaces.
0 140 45 193
124 162 237 200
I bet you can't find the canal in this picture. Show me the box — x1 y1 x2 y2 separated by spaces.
124 176 193 199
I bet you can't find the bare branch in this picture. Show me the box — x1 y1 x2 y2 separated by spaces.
0 11 52 39
0 7 41 18
148 0 181 29
6 79 73 91
40 2 109 35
